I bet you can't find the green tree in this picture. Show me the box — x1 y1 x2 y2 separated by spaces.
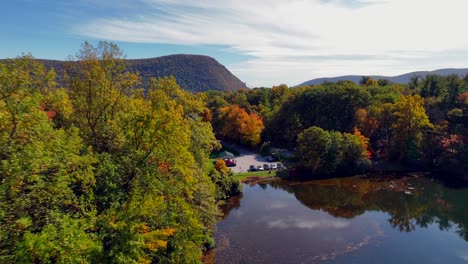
296 126 369 175
268 82 371 146
444 74 465 108
409 75 420 90
420 74 446 98
359 76 371 85
377 79 391 87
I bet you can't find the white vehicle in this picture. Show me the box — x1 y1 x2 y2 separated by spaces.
277 163 286 170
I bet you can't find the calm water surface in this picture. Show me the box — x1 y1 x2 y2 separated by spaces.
212 176 468 263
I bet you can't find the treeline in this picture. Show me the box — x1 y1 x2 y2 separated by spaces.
205 76 468 178
0 42 239 263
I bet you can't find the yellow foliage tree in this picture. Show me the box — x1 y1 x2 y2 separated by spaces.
391 95 433 160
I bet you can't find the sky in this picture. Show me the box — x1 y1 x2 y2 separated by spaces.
2 0 468 87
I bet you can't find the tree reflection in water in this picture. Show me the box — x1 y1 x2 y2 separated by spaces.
262 176 468 242
212 176 468 264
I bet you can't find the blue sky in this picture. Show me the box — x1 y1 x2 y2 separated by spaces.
0 1 251 64
2 0 468 86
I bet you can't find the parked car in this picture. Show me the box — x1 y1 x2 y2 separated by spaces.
257 165 264 171
263 164 270 170
249 165 257 172
223 158 237 167
277 163 286 170
270 163 277 170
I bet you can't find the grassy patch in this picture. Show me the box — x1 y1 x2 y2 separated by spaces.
233 170 277 181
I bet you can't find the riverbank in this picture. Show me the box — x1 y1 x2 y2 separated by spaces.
221 142 466 198
234 170 277 181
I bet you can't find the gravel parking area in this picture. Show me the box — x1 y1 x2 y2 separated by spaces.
225 144 277 173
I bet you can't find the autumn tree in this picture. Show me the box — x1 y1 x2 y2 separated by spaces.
219 105 264 147
364 78 379 87
0 56 100 263
63 41 140 152
391 95 433 161
1 44 237 263
94 76 222 263
356 103 394 158
209 160 241 200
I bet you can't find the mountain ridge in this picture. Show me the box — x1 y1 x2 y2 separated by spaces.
34 54 246 93
297 68 468 86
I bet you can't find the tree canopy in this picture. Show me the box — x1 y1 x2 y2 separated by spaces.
0 42 240 263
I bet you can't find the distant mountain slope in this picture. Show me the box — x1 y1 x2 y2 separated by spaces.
298 68 468 86
37 54 246 92
126 55 246 92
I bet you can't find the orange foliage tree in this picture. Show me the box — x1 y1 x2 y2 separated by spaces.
214 159 229 173
353 127 372 158
219 105 264 147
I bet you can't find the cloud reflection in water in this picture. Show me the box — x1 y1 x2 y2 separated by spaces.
259 216 350 230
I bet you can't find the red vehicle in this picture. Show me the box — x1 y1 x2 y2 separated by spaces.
223 158 237 167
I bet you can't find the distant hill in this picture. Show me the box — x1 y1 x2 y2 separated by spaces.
297 68 468 86
37 54 246 93
126 55 246 92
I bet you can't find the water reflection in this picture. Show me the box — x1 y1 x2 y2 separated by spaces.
212 176 468 263
270 176 468 240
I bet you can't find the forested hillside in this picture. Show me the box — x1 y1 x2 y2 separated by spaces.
37 54 246 93
127 55 246 92
0 42 239 263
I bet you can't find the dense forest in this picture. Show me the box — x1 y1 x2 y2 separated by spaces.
0 42 239 263
205 75 468 178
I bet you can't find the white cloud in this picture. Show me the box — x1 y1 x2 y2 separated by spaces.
76 0 468 86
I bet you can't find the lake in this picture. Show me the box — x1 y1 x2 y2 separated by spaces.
207 175 468 263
